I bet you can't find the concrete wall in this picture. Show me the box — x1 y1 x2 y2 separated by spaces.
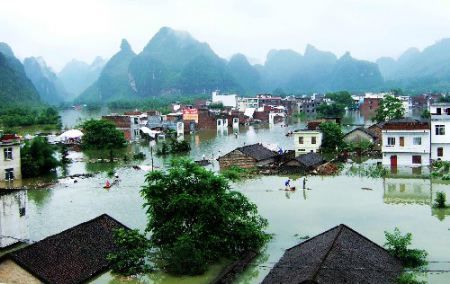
0 144 21 182
293 131 322 156
382 152 430 166
0 190 28 248
382 130 430 154
0 259 40 284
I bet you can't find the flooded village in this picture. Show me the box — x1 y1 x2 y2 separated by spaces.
0 90 450 283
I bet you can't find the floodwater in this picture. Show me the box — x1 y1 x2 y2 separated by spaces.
1 108 449 283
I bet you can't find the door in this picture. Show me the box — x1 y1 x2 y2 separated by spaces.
390 155 398 167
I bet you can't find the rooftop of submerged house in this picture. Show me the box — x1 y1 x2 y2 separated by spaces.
0 214 129 284
262 224 403 284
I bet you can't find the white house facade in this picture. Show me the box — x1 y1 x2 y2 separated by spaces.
293 130 322 156
212 91 237 108
381 119 430 167
430 103 450 161
0 135 21 182
0 190 28 248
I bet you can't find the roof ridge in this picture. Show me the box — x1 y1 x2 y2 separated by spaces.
310 224 344 281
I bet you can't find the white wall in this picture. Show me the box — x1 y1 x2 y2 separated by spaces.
293 131 322 156
381 130 430 166
0 190 28 248
0 144 21 182
212 92 237 108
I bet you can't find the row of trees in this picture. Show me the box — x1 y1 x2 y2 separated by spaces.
0 106 61 128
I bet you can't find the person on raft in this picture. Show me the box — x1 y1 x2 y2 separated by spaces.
285 179 291 190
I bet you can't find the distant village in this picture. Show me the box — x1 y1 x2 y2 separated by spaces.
1 91 450 184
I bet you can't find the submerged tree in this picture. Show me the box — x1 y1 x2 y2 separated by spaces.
81 119 127 150
319 122 344 152
374 95 405 123
21 137 59 178
141 158 270 275
384 228 427 268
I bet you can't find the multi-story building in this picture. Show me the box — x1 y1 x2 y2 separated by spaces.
0 134 21 182
102 115 141 141
381 119 430 167
293 129 323 156
212 90 237 108
430 103 450 161
237 97 259 111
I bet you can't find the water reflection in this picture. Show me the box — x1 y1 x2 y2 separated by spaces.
383 178 431 205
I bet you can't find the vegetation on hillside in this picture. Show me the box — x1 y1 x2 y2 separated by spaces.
0 106 60 128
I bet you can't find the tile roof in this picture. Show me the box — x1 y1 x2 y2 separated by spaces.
382 118 429 130
294 152 325 168
236 143 278 161
2 214 129 284
344 127 377 140
262 224 403 284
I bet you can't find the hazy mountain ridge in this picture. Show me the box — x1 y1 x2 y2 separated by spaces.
0 42 41 107
58 56 106 99
377 39 450 91
23 57 66 104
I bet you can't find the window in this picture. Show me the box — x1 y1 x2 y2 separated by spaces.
3 147 13 160
4 168 14 180
412 155 422 164
436 125 445 135
399 137 405 147
133 117 139 124
311 136 317 144
413 137 422 145
19 207 25 217
299 136 304 144
438 147 444 157
437 108 442 115
387 137 395 146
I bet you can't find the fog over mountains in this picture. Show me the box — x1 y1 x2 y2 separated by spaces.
1 27 450 105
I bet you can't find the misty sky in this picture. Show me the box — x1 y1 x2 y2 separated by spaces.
1 0 450 72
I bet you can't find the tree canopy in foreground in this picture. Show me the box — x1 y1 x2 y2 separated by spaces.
141 158 270 275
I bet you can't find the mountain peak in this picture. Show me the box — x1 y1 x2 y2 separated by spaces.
0 42 15 58
120 39 132 52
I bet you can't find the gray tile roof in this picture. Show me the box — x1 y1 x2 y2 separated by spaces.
294 152 325 168
236 143 278 161
2 214 129 284
262 224 403 284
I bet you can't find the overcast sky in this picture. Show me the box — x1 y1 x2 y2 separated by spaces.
1 0 450 72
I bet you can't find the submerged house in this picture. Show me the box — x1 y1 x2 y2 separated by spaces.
279 152 325 173
0 214 129 284
343 127 378 147
218 143 278 169
262 224 403 284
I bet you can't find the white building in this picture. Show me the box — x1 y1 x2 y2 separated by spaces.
293 130 323 156
0 190 28 248
237 97 259 111
0 134 21 182
430 103 450 161
212 90 237 108
381 119 430 167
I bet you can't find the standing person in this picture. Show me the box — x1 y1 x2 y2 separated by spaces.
303 177 307 190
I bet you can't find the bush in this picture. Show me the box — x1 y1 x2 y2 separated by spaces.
396 272 425 284
221 166 251 181
384 228 427 268
434 192 447 208
133 152 146 160
156 139 190 155
141 159 270 275
107 228 152 276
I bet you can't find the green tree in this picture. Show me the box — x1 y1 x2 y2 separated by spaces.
316 103 346 118
21 137 59 178
141 159 270 275
107 228 152 276
81 119 127 149
384 228 427 268
319 122 344 152
433 192 447 208
325 91 354 108
374 95 405 123
420 109 431 119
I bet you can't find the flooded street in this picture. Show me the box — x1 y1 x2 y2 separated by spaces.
2 109 450 283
